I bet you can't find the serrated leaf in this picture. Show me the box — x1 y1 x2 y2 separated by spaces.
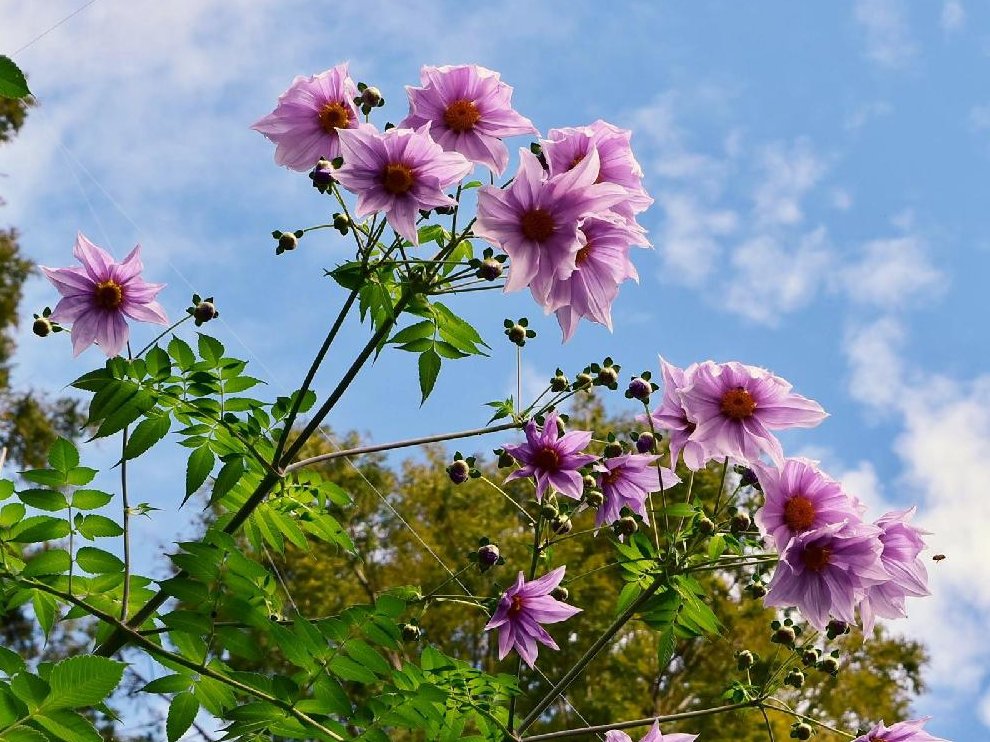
9 515 70 543
19 469 65 488
210 457 244 505
145 345 172 379
0 645 26 675
75 514 124 539
184 446 214 505
71 489 113 510
75 547 124 574
197 334 225 366
22 549 71 577
45 656 125 709
123 415 171 461
167 337 195 370
0 479 13 501
166 691 199 742
17 489 68 512
48 438 79 473
418 349 441 404
0 55 31 98
34 709 103 742
65 467 97 487
32 592 57 637
389 320 435 345
140 674 192 694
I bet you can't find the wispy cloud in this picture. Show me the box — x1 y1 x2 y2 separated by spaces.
940 0 966 33
854 0 918 69
837 236 947 309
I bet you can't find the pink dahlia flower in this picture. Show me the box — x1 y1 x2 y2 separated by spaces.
547 215 641 341
645 358 707 470
334 124 472 245
595 453 680 528
252 63 361 171
605 721 698 742
755 458 864 552
765 521 888 630
852 718 948 742
399 64 537 175
502 411 597 501
40 233 168 358
484 566 581 668
678 361 828 467
474 149 626 306
859 508 931 636
543 120 654 233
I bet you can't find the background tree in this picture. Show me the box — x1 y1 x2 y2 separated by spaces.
236 395 927 740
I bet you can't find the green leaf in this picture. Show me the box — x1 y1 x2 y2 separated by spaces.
389 320 435 345
48 438 79 473
1 728 48 741
17 489 68 512
167 337 195 370
707 533 727 560
19 469 65 488
166 691 199 742
140 674 192 694
75 514 124 540
75 546 124 574
418 349 441 404
197 334 225 367
46 656 125 709
22 549 71 577
615 581 643 615
462 180 483 189
123 415 171 461
209 457 244 505
661 502 697 518
328 655 377 684
31 593 58 637
34 709 103 742
65 467 97 487
145 345 172 379
0 646 26 675
417 224 448 246
9 515 70 543
184 446 215 504
71 489 113 510
0 55 31 99
0 479 13 501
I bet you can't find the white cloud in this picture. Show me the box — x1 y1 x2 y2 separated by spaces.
844 318 990 710
724 228 832 325
654 192 738 286
838 236 947 309
752 139 829 227
844 100 893 131
940 1 966 33
854 0 918 69
831 188 854 211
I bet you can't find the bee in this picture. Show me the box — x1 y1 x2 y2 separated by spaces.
932 554 946 562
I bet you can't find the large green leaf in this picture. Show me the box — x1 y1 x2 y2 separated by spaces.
45 656 125 710
123 414 171 461
0 55 31 99
166 691 199 742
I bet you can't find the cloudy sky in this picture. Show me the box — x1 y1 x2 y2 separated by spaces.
3 1 989 739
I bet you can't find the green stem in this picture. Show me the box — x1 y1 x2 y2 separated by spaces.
120 424 130 622
134 314 193 357
479 475 535 525
761 699 854 739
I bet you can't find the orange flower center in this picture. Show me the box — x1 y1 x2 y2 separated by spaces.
576 242 592 265
318 101 351 134
382 163 415 195
443 99 481 133
720 387 756 420
569 154 585 169
783 495 816 531
508 594 525 615
94 280 124 310
533 446 560 471
802 544 832 572
520 208 556 242
601 468 621 488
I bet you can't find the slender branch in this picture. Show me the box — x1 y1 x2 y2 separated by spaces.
285 422 521 474
120 424 131 621
761 699 855 739
521 702 757 741
760 704 777 742
134 314 193 357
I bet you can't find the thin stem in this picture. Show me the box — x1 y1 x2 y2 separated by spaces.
285 422 521 474
509 513 544 735
120 423 130 622
760 705 777 742
520 701 757 741
134 314 192 357
421 564 473 600
479 476 535 525
516 345 522 415
712 457 730 520
761 699 854 739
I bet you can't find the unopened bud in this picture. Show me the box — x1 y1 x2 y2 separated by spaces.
401 623 422 642
801 648 820 667
697 517 716 536
574 372 593 390
615 516 638 537
635 432 656 453
333 213 351 234
277 232 298 253
604 441 623 458
585 490 604 509
507 324 527 346
32 317 52 337
361 86 383 107
551 515 572 535
551 586 569 601
551 371 570 393
785 669 805 688
772 626 796 646
730 512 751 534
478 543 500 569
447 459 470 485
818 656 840 675
791 723 812 740
193 300 218 326
478 258 502 281
596 366 619 387
626 377 651 401
736 650 755 670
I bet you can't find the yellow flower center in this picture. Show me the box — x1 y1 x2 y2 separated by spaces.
93 280 124 310
318 101 351 134
443 99 481 133
720 387 756 420
520 208 556 243
783 495 816 531
382 163 415 195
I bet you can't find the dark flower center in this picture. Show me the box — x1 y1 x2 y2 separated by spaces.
783 495 816 532
382 163 415 195
94 280 124 310
532 446 560 471
318 101 351 134
720 387 756 420
520 208 556 242
601 468 621 488
576 242 592 265
569 154 585 169
443 99 482 133
508 594 525 615
802 544 832 572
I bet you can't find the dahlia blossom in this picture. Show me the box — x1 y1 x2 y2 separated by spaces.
604 721 698 742
252 63 360 171
484 566 581 668
645 358 707 470
474 149 626 305
41 233 168 358
399 64 537 175
852 718 948 742
859 508 931 636
502 411 597 501
755 458 864 552
334 124 472 244
547 215 642 341
765 521 888 630
542 120 654 232
678 361 828 467
595 453 680 527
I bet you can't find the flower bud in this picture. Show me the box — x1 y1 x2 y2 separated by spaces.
477 257 502 281
582 474 597 490
310 158 335 190
635 432 656 453
401 623 422 642
785 668 805 688
615 516 638 537
551 370 570 393
333 212 351 234
478 543 500 569
193 300 218 326
585 490 604 509
277 232 298 253
32 317 52 337
626 376 651 401
596 366 619 388
801 648 820 667
361 86 383 107
507 324 527 346
697 517 716 536
574 372 593 390
818 656 839 675
447 459 470 485
730 512 751 533
736 649 755 670
551 586 569 601
604 441 623 458
551 515 572 535
826 619 849 639
737 466 760 489
791 722 812 740
745 582 768 599
540 502 559 519
772 626 796 646
496 449 515 468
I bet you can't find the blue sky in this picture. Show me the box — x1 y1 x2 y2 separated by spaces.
3 1 989 739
